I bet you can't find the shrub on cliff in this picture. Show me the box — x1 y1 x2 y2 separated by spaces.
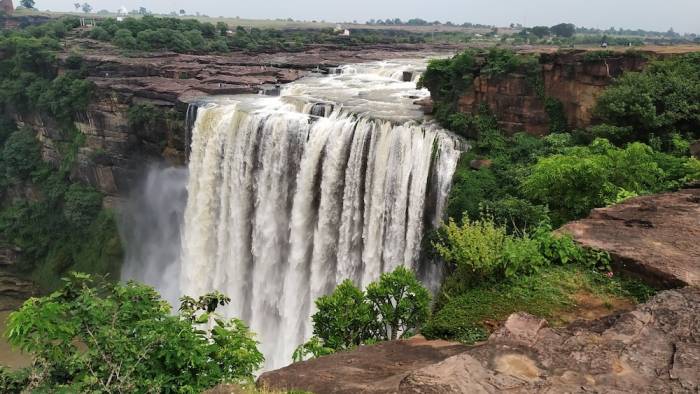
294 267 430 361
113 28 137 49
594 53 700 144
0 127 42 182
522 138 700 222
3 274 263 392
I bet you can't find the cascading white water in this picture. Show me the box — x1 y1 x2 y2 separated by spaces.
122 59 463 371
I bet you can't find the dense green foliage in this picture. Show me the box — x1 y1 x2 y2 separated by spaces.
0 20 122 291
420 48 696 344
84 16 428 53
433 217 610 288
308 280 380 352
294 267 430 361
2 274 263 392
0 17 91 123
594 53 700 145
0 124 123 290
522 139 699 221
366 267 431 341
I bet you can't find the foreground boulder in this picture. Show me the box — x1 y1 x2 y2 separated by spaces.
402 287 699 393
258 337 468 393
560 188 700 288
260 288 699 393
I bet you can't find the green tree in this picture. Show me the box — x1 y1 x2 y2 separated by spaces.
113 28 137 49
63 183 103 228
365 266 431 341
1 127 42 182
310 279 380 351
530 26 551 38
520 139 696 222
550 23 575 37
4 273 263 392
20 0 35 9
594 53 700 142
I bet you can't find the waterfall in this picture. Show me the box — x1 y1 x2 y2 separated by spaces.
122 59 463 371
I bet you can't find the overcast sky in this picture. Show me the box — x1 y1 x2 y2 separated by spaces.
34 0 700 34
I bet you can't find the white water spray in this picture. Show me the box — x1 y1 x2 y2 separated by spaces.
123 59 462 370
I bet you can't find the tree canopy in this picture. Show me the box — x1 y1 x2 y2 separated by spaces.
3 274 263 392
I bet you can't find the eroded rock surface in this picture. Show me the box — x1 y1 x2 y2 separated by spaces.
405 287 700 393
560 188 700 288
454 50 650 135
260 288 700 393
257 337 468 393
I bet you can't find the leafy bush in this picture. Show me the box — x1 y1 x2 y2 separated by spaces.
433 216 610 286
309 280 379 351
1 127 42 182
366 266 431 341
521 138 698 223
113 28 137 49
5 274 263 392
295 267 430 360
594 53 700 143
481 48 539 77
88 26 111 41
63 183 103 228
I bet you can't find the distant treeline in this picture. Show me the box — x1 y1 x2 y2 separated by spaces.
84 16 431 53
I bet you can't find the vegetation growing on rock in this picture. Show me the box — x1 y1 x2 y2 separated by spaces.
0 18 121 291
293 267 430 361
419 48 698 344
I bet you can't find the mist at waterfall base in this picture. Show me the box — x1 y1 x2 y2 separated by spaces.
121 60 462 371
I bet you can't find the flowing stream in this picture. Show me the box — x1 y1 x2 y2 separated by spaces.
122 59 463 370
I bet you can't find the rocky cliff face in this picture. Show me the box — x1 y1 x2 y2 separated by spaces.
0 0 12 15
455 50 649 134
12 39 460 197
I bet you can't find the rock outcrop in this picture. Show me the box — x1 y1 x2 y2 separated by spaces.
0 0 12 15
560 188 700 288
258 337 469 393
260 287 700 393
401 288 699 393
455 50 650 135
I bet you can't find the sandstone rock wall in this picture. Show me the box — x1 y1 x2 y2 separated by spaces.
455 50 649 135
0 0 12 15
9 42 460 197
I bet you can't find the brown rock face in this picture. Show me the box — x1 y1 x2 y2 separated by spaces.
402 288 700 393
12 40 461 196
0 0 12 15
454 50 649 135
260 288 700 393
257 337 469 393
560 188 700 288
